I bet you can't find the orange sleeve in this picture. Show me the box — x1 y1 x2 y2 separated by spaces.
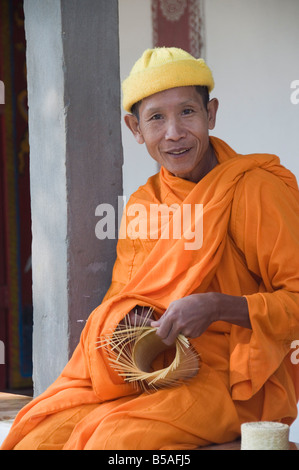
230 167 299 398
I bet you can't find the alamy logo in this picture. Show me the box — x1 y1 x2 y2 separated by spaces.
0 340 5 365
290 340 299 365
290 80 299 105
95 197 204 250
0 80 4 104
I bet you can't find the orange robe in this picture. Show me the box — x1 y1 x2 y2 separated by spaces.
2 136 299 450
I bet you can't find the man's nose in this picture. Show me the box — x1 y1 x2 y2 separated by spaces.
164 118 186 140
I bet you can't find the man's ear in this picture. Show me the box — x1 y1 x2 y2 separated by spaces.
207 98 219 131
124 114 145 144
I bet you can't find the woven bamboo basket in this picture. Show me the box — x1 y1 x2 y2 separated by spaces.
96 308 200 391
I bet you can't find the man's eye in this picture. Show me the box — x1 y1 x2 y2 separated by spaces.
151 114 163 120
182 108 194 115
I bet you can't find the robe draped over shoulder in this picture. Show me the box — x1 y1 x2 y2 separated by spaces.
2 137 299 450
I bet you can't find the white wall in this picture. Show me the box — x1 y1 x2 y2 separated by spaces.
204 0 299 181
118 0 158 200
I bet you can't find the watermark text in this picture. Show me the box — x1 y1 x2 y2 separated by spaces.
0 340 5 365
290 340 299 365
290 80 299 105
0 80 4 105
95 197 203 250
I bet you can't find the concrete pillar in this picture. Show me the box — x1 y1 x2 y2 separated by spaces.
24 0 123 395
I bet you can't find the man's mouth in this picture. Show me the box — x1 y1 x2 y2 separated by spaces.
166 148 191 157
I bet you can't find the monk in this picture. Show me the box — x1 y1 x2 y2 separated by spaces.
2 47 299 450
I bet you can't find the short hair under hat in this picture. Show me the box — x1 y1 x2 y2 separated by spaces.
122 47 214 113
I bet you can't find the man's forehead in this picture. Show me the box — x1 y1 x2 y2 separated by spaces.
140 86 201 111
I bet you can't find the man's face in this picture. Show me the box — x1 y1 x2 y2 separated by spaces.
125 86 218 182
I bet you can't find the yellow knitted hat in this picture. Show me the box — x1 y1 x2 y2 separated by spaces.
122 47 214 113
